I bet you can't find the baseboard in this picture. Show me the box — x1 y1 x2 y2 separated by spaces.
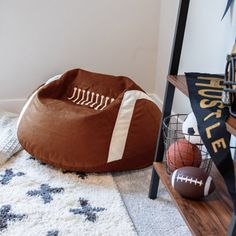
0 99 26 114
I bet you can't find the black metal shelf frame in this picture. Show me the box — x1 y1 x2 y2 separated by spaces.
148 1 236 235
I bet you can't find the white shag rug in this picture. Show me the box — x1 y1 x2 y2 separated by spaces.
0 151 137 236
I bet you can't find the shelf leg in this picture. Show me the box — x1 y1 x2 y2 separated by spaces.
228 214 236 236
148 167 160 199
148 81 175 199
148 0 190 199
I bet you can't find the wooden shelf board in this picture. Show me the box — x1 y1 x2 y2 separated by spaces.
154 162 233 236
167 75 236 136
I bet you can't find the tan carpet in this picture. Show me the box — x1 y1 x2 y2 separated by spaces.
113 167 192 236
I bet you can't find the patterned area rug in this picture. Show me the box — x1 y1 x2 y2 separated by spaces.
0 151 136 236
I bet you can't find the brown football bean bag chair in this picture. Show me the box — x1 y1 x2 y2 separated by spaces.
17 69 161 172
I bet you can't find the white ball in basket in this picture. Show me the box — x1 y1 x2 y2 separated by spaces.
182 112 202 144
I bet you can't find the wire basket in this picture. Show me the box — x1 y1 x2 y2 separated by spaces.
163 114 212 175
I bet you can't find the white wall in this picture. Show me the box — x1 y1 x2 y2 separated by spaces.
155 0 236 113
2 0 236 114
0 0 160 105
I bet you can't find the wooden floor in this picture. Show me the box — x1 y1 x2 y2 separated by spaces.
154 162 234 236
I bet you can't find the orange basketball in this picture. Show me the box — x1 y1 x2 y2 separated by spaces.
166 139 202 173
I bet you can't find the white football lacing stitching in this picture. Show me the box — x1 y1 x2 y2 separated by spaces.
72 88 82 103
176 175 203 186
80 91 90 105
67 87 77 100
85 92 95 106
76 90 86 104
90 94 100 108
94 95 105 110
100 97 110 110
67 87 115 110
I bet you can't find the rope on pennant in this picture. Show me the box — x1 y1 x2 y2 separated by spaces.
222 0 234 20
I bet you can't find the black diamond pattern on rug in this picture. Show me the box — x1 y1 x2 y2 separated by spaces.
62 170 88 180
28 156 47 166
27 184 64 204
28 156 36 161
47 230 59 236
0 205 26 231
0 169 25 185
70 198 106 222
